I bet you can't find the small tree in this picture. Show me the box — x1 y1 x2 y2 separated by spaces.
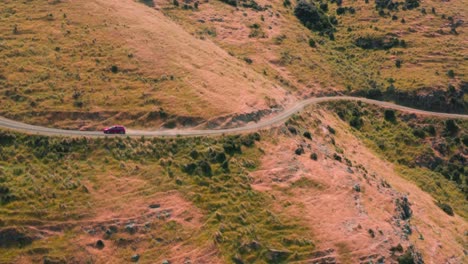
384 109 396 122
445 119 459 134
447 69 455 78
110 65 119 73
395 59 402 68
308 38 316 47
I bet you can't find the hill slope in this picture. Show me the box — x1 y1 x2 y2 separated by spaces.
0 107 466 263
0 0 292 129
160 0 467 112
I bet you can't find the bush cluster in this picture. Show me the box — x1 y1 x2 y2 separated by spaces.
294 0 336 37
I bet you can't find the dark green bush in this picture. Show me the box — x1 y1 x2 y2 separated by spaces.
436 202 454 216
447 69 455 78
294 0 334 33
319 3 328 11
397 250 413 264
384 109 396 122
310 153 318 160
308 38 316 47
444 120 459 134
462 135 468 146
355 35 401 50
349 116 363 129
366 88 382 99
412 128 425 138
139 0 155 7
404 0 419 9
336 7 345 15
110 65 118 73
333 153 342 161
395 59 402 68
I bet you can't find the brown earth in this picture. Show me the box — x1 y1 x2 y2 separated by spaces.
80 0 294 118
251 108 467 263
10 172 221 264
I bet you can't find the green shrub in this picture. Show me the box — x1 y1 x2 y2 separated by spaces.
366 88 382 99
447 69 455 78
349 116 363 129
139 0 155 7
333 153 342 162
294 0 334 33
395 59 402 68
336 7 345 15
319 3 328 11
462 135 468 146
404 0 420 9
436 202 454 216
444 120 459 134
310 153 318 160
412 128 425 138
110 65 119 73
397 250 413 264
355 35 402 50
384 109 396 122
308 38 316 48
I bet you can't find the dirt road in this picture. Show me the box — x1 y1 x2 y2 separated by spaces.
0 96 466 137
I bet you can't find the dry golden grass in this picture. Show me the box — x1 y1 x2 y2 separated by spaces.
0 0 292 129
160 0 466 96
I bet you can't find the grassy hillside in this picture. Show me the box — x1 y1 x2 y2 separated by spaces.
0 0 291 129
327 100 468 218
0 105 466 262
160 0 467 112
0 131 314 263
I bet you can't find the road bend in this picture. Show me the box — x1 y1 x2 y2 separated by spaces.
0 96 466 137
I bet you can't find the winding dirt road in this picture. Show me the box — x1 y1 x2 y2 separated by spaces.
0 96 466 137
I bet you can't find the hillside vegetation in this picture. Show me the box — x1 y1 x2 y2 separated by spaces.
328 100 468 218
0 131 314 263
0 0 291 129
160 0 467 112
1 106 466 263
0 0 467 263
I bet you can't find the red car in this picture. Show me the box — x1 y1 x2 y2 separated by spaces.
103 125 126 134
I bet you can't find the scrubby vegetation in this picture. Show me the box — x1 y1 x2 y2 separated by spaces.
329 101 468 218
0 131 313 263
161 0 468 113
294 0 336 38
